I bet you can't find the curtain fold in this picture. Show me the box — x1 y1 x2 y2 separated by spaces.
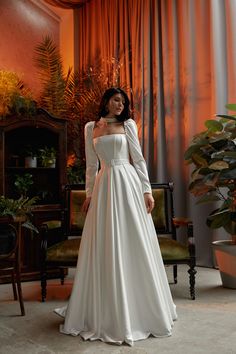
75 0 236 266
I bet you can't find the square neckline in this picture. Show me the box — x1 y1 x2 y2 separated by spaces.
93 133 126 141
92 120 126 140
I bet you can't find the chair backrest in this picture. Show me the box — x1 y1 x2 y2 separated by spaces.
63 183 176 239
0 221 18 260
63 184 86 237
151 183 176 239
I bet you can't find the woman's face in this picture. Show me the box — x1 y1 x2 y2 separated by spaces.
106 93 125 116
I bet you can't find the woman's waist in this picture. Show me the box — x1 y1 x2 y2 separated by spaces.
99 158 131 168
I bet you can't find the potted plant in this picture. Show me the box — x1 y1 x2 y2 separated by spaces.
38 146 57 168
0 195 39 233
184 104 236 288
0 70 36 118
67 156 85 184
22 145 38 168
14 173 33 198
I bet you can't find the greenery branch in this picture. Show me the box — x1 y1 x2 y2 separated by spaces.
0 196 39 233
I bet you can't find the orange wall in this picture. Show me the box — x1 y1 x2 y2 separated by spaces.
41 1 74 73
0 0 60 98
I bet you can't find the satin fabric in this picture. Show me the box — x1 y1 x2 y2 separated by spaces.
55 119 177 346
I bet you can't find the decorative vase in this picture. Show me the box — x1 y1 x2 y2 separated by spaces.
212 240 236 289
49 158 56 168
25 156 37 168
43 158 56 168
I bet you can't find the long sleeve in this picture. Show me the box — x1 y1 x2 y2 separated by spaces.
124 119 152 194
84 121 99 198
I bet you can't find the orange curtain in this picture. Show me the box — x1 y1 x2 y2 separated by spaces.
76 0 160 172
75 0 236 266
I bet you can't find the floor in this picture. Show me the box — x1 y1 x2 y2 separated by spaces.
0 265 236 354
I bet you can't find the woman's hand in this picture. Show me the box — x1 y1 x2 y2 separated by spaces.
144 193 155 213
82 197 92 213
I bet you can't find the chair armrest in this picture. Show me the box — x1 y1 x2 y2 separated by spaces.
41 220 62 231
40 217 64 260
173 217 195 258
173 217 192 227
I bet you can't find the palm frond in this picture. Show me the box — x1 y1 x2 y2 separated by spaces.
34 36 66 117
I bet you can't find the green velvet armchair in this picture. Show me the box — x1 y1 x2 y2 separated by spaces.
40 184 86 302
151 183 196 300
41 182 196 301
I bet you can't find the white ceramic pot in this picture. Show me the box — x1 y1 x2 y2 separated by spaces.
212 240 236 289
25 156 37 168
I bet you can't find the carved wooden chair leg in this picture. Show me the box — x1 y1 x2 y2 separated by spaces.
188 264 197 300
40 256 47 302
15 264 25 316
40 228 48 302
60 267 65 285
11 270 18 300
173 265 178 284
41 269 47 302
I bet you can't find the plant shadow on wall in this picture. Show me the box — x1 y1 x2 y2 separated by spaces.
34 36 128 183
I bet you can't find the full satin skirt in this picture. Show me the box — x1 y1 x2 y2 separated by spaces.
55 163 177 346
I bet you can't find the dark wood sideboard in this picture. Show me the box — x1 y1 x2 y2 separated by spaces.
0 110 67 283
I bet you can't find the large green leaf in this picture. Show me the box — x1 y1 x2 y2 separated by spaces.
212 151 236 159
208 161 229 170
196 194 221 204
203 172 219 187
224 121 236 131
198 167 213 175
207 209 231 229
216 114 236 122
225 103 236 112
184 144 202 160
191 168 201 181
191 153 208 167
205 120 223 132
219 168 236 180
209 132 231 143
200 145 215 157
192 136 209 145
188 180 213 196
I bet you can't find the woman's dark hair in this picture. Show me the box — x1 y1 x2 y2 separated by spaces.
97 87 131 122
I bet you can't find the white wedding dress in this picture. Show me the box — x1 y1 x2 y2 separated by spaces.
55 119 177 346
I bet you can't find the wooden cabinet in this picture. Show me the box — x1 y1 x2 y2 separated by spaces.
0 110 67 282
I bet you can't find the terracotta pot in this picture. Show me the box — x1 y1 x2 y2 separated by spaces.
212 240 236 289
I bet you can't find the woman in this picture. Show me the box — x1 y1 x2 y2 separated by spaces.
55 88 177 346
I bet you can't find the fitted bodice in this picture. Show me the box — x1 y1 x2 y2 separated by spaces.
93 134 130 167
85 119 152 196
